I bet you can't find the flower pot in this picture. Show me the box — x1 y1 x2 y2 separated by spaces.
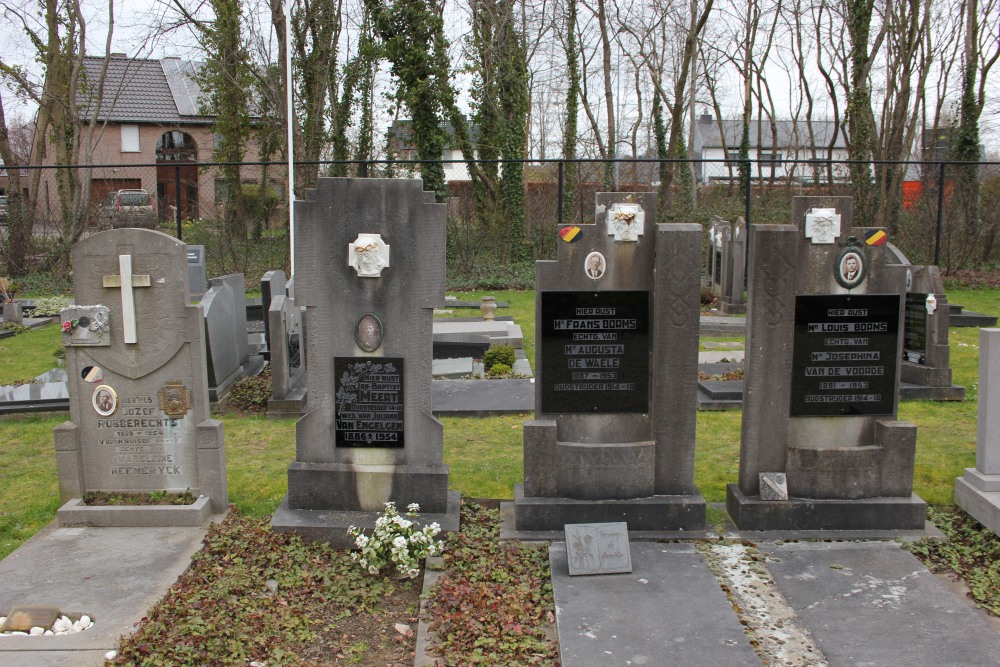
480 295 497 321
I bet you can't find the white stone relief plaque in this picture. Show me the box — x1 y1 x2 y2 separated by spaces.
565 522 632 576
804 208 841 245
607 203 644 242
348 233 391 278
61 305 112 346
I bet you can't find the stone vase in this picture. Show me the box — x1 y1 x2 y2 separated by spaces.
480 296 497 321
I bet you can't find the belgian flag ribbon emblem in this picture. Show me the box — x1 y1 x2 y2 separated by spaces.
865 229 887 246
559 226 582 243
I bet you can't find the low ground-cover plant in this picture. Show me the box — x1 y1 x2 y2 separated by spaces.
425 502 558 665
109 509 419 666
226 366 272 413
30 295 71 316
83 490 196 506
906 506 1000 616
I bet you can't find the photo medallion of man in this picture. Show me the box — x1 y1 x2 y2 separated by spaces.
835 239 868 290
585 251 606 280
92 384 118 417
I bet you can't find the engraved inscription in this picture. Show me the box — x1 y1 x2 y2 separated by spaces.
335 358 405 448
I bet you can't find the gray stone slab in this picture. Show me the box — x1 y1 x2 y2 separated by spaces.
764 541 1000 667
0 521 210 664
699 315 746 335
432 379 534 415
432 320 524 348
432 357 474 378
551 541 760 666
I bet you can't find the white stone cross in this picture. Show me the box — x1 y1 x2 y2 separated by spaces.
102 255 151 344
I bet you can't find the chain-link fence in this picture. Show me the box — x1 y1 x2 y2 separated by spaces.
2 157 998 279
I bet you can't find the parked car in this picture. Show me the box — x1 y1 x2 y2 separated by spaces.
96 189 156 230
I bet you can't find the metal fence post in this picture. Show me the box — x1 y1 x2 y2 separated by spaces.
744 159 751 228
174 164 182 240
934 162 945 267
557 161 564 228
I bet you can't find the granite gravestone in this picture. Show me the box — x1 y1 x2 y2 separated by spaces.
201 280 244 402
705 217 746 315
186 245 207 301
266 293 307 419
706 216 727 296
271 178 459 545
512 192 705 532
260 269 287 361
889 251 964 401
54 229 227 526
954 328 1000 534
727 196 925 530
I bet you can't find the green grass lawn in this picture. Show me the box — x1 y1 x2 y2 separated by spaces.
0 287 989 560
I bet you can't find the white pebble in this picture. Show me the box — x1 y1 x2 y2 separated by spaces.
11 631 28 636
104 650 118 661
80 615 92 626
44 630 54 636
29 627 45 636
52 618 73 633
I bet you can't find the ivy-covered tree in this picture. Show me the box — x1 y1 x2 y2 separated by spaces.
561 0 580 224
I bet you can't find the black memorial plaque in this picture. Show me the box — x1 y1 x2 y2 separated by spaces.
790 294 900 416
335 357 404 447
540 291 650 414
902 293 928 364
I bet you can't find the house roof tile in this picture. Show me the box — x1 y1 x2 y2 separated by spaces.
79 55 212 124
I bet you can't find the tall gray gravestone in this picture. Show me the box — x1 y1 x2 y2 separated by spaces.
271 178 459 545
54 229 227 526
892 253 964 401
706 216 746 315
260 269 287 360
186 245 207 301
512 192 705 532
954 328 1000 535
201 280 244 402
727 196 925 530
266 293 307 419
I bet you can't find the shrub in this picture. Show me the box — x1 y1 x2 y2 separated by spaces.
486 362 512 378
347 502 445 579
483 345 516 372
31 296 71 316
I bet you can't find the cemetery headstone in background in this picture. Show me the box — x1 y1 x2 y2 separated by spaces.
266 293 307 418
727 196 926 530
186 245 207 301
54 229 227 527
271 178 459 546
706 216 746 315
259 269 287 361
512 192 705 532
200 279 244 403
954 328 1000 535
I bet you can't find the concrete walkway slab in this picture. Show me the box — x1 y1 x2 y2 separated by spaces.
762 541 1000 667
0 521 211 666
551 542 760 666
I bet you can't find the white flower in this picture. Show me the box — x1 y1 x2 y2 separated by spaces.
355 534 369 548
368 565 378 575
407 503 420 513
428 522 440 533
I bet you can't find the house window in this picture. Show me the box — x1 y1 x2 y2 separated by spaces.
759 151 783 162
121 125 140 153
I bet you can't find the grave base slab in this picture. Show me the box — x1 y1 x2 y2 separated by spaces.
56 496 217 528
511 484 706 532
955 471 1000 535
726 484 926 531
271 490 461 549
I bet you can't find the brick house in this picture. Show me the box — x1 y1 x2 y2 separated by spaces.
33 54 274 228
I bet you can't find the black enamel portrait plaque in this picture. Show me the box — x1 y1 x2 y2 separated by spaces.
335 357 404 447
790 294 900 416
540 291 650 414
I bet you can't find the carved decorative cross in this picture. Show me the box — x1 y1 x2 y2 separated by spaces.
102 255 151 344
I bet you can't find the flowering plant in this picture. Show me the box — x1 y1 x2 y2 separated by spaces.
347 502 444 579
62 319 79 333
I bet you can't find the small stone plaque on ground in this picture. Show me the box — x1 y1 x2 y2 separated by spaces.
565 522 632 576
759 472 788 501
0 605 61 632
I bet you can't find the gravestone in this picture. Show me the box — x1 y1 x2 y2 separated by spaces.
954 328 1000 535
889 251 964 400
260 269 287 360
727 196 926 530
512 192 705 532
211 273 267 379
271 178 459 546
201 280 244 402
186 245 207 301
53 229 227 526
720 217 747 315
706 216 727 296
266 293 308 418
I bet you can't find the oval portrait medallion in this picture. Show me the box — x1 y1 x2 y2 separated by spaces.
92 384 118 417
355 313 384 352
835 246 867 290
